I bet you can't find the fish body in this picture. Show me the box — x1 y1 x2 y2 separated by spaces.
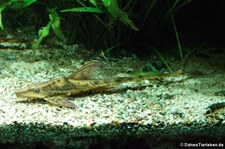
15 60 180 108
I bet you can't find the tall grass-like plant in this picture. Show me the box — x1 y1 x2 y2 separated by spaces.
0 0 140 48
166 0 192 61
0 0 191 51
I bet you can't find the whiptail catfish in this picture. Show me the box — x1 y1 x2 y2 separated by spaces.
15 60 182 108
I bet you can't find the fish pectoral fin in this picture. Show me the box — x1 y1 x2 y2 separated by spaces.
44 96 77 108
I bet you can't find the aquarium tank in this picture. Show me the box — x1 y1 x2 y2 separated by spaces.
0 0 224 148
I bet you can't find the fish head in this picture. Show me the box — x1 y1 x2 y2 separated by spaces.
15 82 48 99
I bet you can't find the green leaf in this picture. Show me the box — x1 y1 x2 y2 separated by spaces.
88 0 97 6
88 0 104 9
9 0 36 9
0 0 37 29
115 10 139 31
33 8 66 48
102 0 139 31
61 7 104 13
38 23 51 37
101 0 110 7
0 14 3 30
49 8 65 41
32 22 51 49
0 2 11 29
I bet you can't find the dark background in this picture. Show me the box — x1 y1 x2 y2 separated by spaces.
2 0 225 55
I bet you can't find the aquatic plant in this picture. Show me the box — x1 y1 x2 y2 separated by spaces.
61 0 139 31
32 8 65 48
0 0 36 29
0 0 139 48
0 0 191 50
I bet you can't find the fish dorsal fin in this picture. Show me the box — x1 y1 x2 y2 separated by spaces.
67 60 104 80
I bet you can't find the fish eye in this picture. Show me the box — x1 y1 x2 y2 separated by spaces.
34 87 40 93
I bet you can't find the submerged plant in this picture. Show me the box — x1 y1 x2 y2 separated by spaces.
32 8 65 48
0 0 139 48
0 0 36 29
61 0 139 31
0 0 191 51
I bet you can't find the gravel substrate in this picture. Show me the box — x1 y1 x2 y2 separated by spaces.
0 46 225 148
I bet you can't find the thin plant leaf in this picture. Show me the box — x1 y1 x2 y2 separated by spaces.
88 0 97 6
162 0 191 21
9 0 36 9
88 0 105 9
0 2 10 29
102 0 139 31
49 8 65 41
61 7 104 13
154 49 172 73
